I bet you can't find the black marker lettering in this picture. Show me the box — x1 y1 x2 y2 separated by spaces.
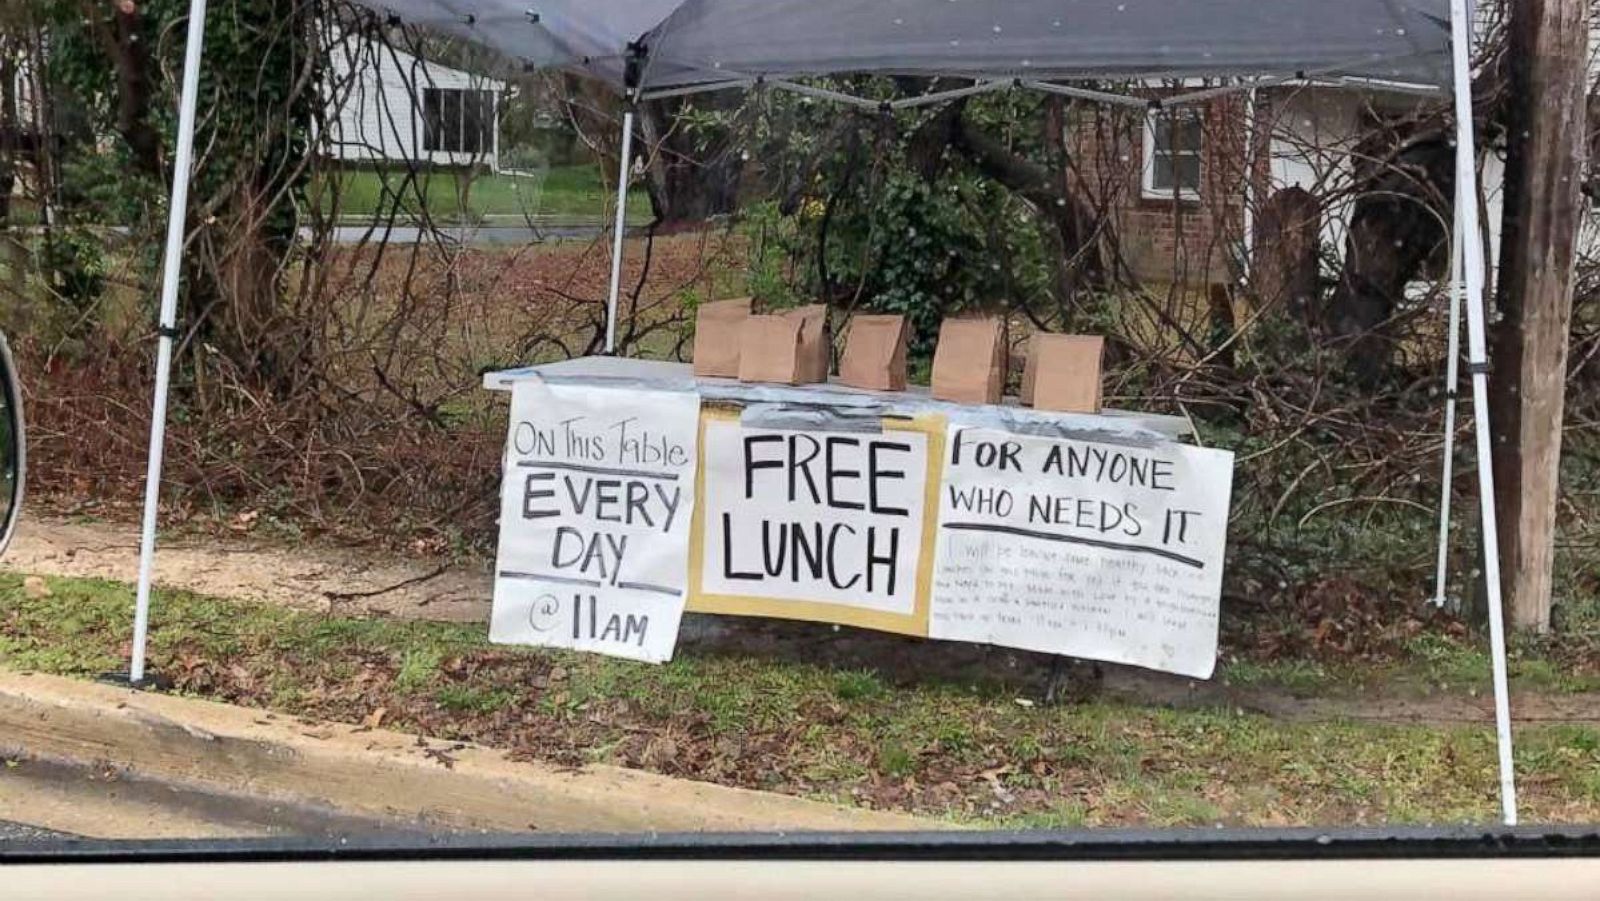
603 533 628 584
762 522 789 577
722 513 762 580
792 521 825 580
1151 459 1176 491
592 479 622 522
825 436 864 510
865 526 899 596
552 526 584 570
743 435 784 498
867 440 911 516
623 480 654 528
654 483 681 531
826 523 861 590
789 434 823 504
997 440 1022 472
563 474 594 514
522 472 557 518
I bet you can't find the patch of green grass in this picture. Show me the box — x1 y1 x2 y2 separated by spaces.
875 738 918 778
4 573 1600 827
1403 632 1493 687
934 720 977 755
833 669 885 701
0 573 127 675
996 802 1089 830
1219 632 1600 697
1220 658 1330 692
396 646 445 693
1139 791 1223 827
324 164 650 224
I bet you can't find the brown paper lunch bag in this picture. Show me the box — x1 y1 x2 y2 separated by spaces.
839 314 909 391
1022 333 1105 413
784 304 831 384
691 297 753 378
931 316 1007 404
736 304 830 385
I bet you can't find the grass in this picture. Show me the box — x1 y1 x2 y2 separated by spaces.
1217 631 1600 697
324 164 651 224
4 572 1600 827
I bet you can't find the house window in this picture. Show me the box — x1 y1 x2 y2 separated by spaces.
422 88 494 154
1142 111 1203 200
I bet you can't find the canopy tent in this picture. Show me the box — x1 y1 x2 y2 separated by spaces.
360 0 1454 90
126 0 1519 824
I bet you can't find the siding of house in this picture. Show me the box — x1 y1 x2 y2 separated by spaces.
1259 89 1365 267
322 39 502 171
1258 89 1597 285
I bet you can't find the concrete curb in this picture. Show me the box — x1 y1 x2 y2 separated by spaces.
0 670 941 834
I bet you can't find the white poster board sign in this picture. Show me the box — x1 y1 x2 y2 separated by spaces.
490 380 700 662
929 427 1233 678
700 420 928 616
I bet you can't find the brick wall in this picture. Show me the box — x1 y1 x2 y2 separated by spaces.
1065 93 1258 289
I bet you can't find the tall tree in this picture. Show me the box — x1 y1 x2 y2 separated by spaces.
1488 0 1590 631
559 79 746 225
47 0 320 388
635 92 746 224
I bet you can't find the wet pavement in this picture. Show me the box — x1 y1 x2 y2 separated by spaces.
0 820 75 841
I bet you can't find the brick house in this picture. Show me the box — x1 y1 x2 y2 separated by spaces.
1063 85 1455 309
1068 65 1599 318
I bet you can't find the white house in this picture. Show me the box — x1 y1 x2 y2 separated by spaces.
322 36 505 172
8 34 506 174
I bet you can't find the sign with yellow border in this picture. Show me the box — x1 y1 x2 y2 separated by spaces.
686 407 945 637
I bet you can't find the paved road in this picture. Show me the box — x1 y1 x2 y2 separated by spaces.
318 222 647 245
0 819 74 841
19 222 637 247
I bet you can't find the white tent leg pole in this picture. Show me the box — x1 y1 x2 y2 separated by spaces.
603 110 635 354
1449 0 1517 825
130 0 209 685
1433 191 1465 607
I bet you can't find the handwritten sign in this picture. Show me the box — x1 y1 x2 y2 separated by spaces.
699 419 929 618
490 380 700 662
928 427 1233 678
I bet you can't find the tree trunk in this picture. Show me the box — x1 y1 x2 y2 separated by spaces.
0 45 20 308
1254 186 1321 324
107 0 163 179
196 178 304 392
0 46 17 229
1488 0 1590 633
1325 133 1454 380
636 95 744 224
1322 46 1511 383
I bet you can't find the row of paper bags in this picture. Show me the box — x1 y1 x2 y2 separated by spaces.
690 298 1104 413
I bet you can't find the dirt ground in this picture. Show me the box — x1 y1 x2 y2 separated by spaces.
2 514 495 622
5 513 1599 728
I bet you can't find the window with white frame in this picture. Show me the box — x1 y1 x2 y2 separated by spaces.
422 87 495 155
1142 110 1203 199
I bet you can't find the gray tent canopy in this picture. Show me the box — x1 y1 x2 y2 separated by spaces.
128 0 1518 825
367 0 1452 91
